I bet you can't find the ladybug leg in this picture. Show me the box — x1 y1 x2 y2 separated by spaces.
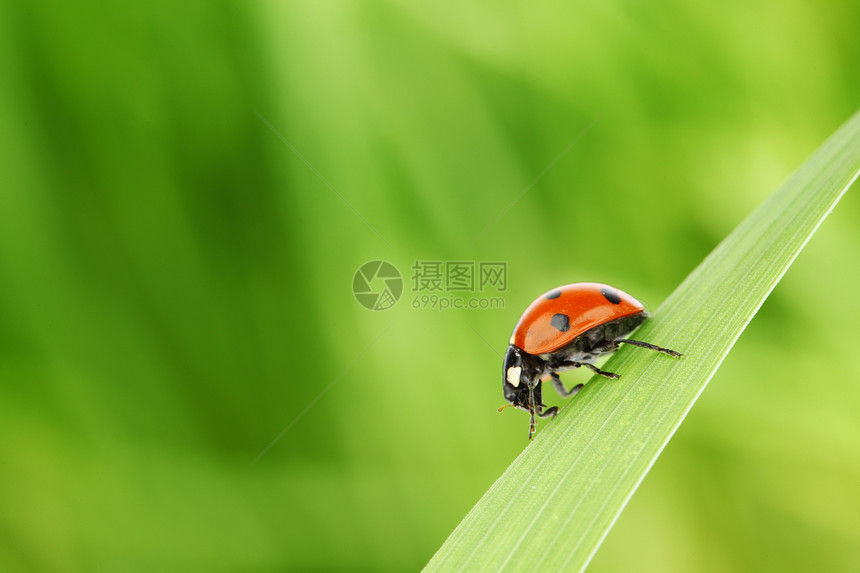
558 360 620 380
615 339 682 357
538 406 559 419
550 372 585 398
528 409 536 440
527 384 538 439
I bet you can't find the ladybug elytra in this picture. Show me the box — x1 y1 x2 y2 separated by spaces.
501 282 681 439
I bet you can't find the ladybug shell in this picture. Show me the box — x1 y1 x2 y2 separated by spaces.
511 283 646 355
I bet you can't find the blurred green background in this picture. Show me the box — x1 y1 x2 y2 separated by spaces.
2 0 859 571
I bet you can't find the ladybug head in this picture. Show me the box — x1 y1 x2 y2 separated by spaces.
501 346 549 439
502 346 538 411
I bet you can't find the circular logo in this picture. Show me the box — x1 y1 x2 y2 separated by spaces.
352 261 403 311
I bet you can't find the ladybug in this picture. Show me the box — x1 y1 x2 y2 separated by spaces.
501 282 681 439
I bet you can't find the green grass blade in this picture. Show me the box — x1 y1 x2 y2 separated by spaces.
425 110 860 572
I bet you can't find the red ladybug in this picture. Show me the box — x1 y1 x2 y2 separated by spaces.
501 282 681 439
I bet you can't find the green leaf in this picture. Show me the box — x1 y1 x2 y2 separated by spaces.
425 110 860 572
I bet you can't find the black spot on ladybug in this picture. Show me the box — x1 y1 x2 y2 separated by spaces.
550 313 570 332
601 287 621 304
545 289 562 299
